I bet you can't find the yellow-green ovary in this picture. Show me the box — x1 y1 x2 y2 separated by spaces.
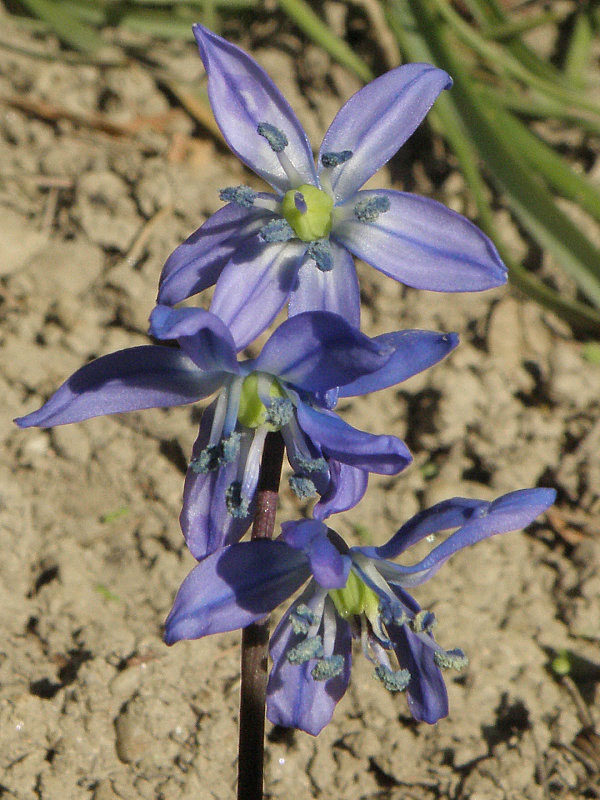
237 373 286 431
282 184 333 241
329 571 380 620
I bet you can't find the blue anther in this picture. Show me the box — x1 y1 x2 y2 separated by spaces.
219 185 257 209
294 192 307 214
411 610 437 634
434 648 469 671
225 481 250 519
307 239 333 272
265 397 293 428
220 432 241 465
190 433 240 474
289 604 317 636
257 122 288 152
354 195 391 223
287 635 324 665
259 218 295 243
379 599 407 628
289 475 317 499
374 665 411 692
295 454 328 474
311 655 344 681
321 150 353 168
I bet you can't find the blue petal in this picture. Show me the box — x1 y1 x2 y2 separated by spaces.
335 190 507 291
252 311 391 392
288 240 360 328
149 305 240 374
313 461 368 520
389 587 448 723
296 403 412 475
164 540 310 644
318 64 451 202
157 202 269 305
15 346 221 429
267 592 352 735
339 330 459 398
375 488 556 585
193 25 317 193
280 520 351 588
210 238 305 350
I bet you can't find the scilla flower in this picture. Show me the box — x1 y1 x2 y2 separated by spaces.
16 307 457 558
157 25 507 348
164 488 555 734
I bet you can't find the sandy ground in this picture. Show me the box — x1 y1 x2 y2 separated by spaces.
1 9 599 800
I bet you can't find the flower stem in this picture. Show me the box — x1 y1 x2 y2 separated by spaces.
237 431 285 800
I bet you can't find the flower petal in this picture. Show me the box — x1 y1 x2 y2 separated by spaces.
149 305 240 373
164 540 310 644
280 520 351 589
193 25 317 193
339 330 459 398
335 190 507 291
252 311 390 392
157 202 269 305
318 64 451 201
210 238 305 350
313 461 368 520
377 488 556 585
296 403 412 475
267 591 352 735
288 240 360 328
181 413 253 558
15 346 220 429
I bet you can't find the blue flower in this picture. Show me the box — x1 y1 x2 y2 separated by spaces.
16 307 458 558
164 488 555 734
158 25 507 349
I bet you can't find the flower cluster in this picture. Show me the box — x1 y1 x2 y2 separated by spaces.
16 25 554 736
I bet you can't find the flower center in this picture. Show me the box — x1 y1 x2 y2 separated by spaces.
329 571 380 621
282 184 333 242
237 373 289 431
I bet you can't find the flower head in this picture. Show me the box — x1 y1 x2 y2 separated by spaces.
164 487 555 734
158 26 507 349
15 307 458 557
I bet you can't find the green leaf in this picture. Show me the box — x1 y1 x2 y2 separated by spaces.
18 0 108 53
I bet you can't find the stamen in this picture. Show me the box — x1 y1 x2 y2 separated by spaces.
190 432 241 474
311 655 344 681
289 604 317 636
434 648 469 671
287 635 324 665
295 454 328 474
294 192 307 214
354 195 391 223
257 122 288 152
306 239 333 272
379 598 408 628
321 150 353 168
411 610 437 634
225 481 250 519
264 397 293 428
289 475 317 499
219 185 257 209
259 218 295 243
374 665 411 692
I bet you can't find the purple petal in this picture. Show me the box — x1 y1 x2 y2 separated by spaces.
318 64 451 201
296 403 412 475
288 240 360 327
15 346 220 429
335 190 507 291
378 488 556 585
193 25 317 193
149 305 240 373
164 540 310 644
267 593 352 735
280 520 351 588
181 411 253 558
389 587 448 723
252 311 390 392
339 330 458 398
158 203 269 305
313 461 368 520
210 238 305 350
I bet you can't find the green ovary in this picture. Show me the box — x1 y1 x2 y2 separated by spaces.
329 571 380 620
282 184 333 241
237 373 286 430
